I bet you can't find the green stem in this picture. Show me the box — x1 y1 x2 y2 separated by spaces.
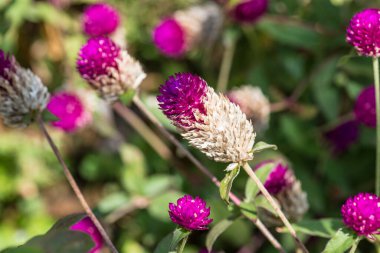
349 237 361 253
177 234 189 253
373 57 380 195
216 31 237 92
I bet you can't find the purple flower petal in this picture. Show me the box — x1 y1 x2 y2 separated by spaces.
153 18 186 57
70 216 104 253
354 86 376 128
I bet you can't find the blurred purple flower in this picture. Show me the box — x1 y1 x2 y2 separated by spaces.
153 18 186 57
157 73 208 128
47 92 91 132
169 195 213 231
341 193 380 236
229 0 268 24
0 50 15 80
324 119 359 153
82 3 120 37
256 161 291 194
347 9 380 57
354 86 376 128
70 216 104 253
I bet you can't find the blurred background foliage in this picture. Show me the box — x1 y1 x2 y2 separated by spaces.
0 0 379 252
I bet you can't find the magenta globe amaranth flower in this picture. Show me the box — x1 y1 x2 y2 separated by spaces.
354 86 376 128
346 9 380 57
70 216 104 253
341 193 380 236
324 119 360 153
47 92 91 132
77 37 145 102
153 18 186 57
82 3 120 37
169 195 213 231
158 73 255 163
229 0 268 23
256 161 291 195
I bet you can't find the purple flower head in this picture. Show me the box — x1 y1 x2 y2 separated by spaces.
47 92 91 132
82 3 120 37
256 161 291 195
70 216 104 253
0 50 15 80
347 9 380 57
169 195 213 231
157 73 208 128
354 86 376 128
199 248 216 253
77 37 121 81
341 193 380 236
153 18 186 57
229 0 268 24
324 119 359 154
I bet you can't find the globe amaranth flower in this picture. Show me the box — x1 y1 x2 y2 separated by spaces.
157 73 255 163
341 193 380 236
228 0 268 24
82 3 120 37
255 161 308 225
0 50 49 128
324 119 359 154
169 195 213 231
346 9 380 57
153 3 223 57
47 91 92 132
227 85 270 133
70 216 104 253
77 37 146 102
354 86 376 128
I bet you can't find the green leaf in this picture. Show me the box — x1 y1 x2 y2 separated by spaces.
119 90 136 105
290 219 344 238
206 217 238 252
219 165 240 205
154 228 191 253
250 142 278 154
244 162 275 202
41 110 59 123
255 195 277 216
322 228 357 253
239 202 257 220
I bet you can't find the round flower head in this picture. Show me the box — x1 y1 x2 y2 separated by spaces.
82 3 120 37
153 18 186 57
227 85 270 132
354 86 376 127
341 193 380 236
47 92 92 132
70 216 104 253
324 119 359 154
0 50 49 128
153 3 223 58
77 37 146 102
158 73 255 163
229 0 268 23
169 195 213 231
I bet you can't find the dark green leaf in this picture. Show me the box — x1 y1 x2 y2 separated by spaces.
206 217 237 252
220 164 240 205
239 202 257 220
154 228 191 253
41 110 59 123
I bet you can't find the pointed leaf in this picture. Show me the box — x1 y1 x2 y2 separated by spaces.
239 202 257 220
154 228 191 253
206 217 238 252
220 165 240 205
322 228 357 253
250 142 278 154
289 219 344 238
245 162 275 202
41 110 59 123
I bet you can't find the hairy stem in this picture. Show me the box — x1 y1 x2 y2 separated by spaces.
349 237 360 253
37 116 119 253
132 96 285 253
177 233 189 253
242 163 308 253
373 57 380 195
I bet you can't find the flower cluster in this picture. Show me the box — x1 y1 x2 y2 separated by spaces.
227 85 270 132
255 161 308 224
70 216 104 253
169 195 213 231
346 9 380 57
341 193 380 236
82 3 120 37
158 73 255 163
354 86 376 128
77 36 145 102
153 3 223 57
47 91 92 132
228 0 268 23
0 50 49 128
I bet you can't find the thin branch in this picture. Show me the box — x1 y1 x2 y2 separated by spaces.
242 163 308 253
37 116 119 253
